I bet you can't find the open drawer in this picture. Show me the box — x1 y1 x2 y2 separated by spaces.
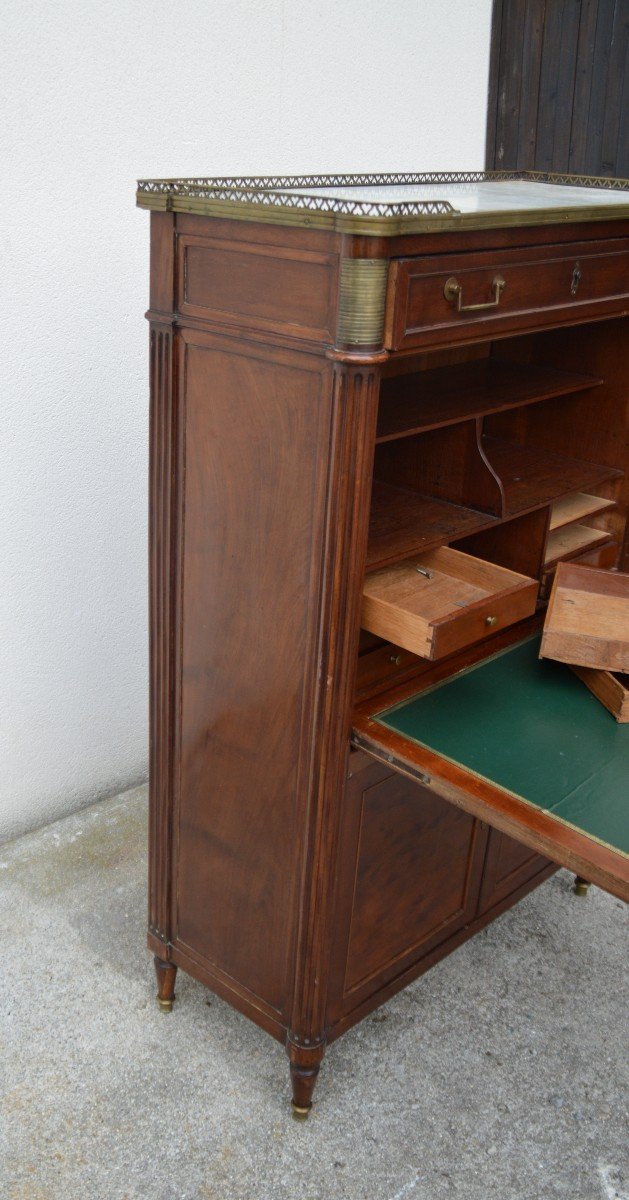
352 634 629 901
362 547 539 661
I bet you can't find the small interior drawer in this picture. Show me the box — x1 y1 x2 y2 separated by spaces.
361 547 539 661
355 641 422 698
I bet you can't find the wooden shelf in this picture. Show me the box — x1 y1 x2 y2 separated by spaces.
367 482 498 570
481 438 622 517
376 359 602 442
549 491 615 530
544 524 613 569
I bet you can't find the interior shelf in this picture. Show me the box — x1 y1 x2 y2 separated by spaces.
366 481 498 570
376 359 603 442
549 491 615 530
481 438 622 517
544 523 613 568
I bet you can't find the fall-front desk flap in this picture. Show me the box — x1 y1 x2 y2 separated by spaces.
353 638 628 901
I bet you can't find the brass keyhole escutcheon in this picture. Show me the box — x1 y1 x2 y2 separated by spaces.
571 262 581 296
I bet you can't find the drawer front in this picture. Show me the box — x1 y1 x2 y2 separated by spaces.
356 641 423 699
429 580 538 659
386 239 629 350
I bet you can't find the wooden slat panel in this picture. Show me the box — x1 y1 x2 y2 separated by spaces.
599 2 629 174
486 0 506 168
616 20 629 174
516 0 546 169
584 0 617 173
494 0 527 167
487 0 628 178
569 0 600 170
535 0 580 172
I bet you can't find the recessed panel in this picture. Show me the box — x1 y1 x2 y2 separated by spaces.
345 773 481 993
179 236 336 339
176 335 330 1012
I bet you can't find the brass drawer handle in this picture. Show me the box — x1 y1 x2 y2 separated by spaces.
444 274 506 313
485 615 498 627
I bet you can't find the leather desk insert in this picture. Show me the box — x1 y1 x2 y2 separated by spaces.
361 547 538 660
354 638 629 900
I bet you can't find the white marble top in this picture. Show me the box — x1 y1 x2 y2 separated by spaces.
281 180 628 214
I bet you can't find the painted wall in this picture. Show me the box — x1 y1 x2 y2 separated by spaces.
0 0 492 841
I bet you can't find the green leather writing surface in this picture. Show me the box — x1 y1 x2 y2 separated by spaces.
376 638 629 855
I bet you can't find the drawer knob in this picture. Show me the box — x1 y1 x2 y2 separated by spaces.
444 274 506 313
389 654 402 665
485 615 498 627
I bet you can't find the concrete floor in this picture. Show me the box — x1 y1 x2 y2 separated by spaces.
1 786 627 1200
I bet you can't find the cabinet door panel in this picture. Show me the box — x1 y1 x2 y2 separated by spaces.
340 764 487 1000
478 828 553 914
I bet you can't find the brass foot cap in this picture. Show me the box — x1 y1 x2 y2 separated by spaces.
574 878 590 897
157 996 175 1012
291 1101 312 1121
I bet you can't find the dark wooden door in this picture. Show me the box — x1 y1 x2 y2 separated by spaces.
486 0 629 176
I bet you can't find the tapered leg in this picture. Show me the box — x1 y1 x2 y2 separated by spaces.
287 1041 325 1120
154 955 177 1011
573 876 591 897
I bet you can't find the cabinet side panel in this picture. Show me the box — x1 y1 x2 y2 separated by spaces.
174 335 331 1015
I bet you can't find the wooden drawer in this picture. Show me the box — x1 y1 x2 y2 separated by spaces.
385 239 629 350
540 562 629 672
362 547 538 661
355 641 421 697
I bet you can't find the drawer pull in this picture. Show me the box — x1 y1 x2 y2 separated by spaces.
485 615 498 627
444 274 506 313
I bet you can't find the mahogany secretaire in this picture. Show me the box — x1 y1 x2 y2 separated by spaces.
137 173 629 1117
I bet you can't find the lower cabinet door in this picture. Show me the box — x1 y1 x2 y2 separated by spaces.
331 757 488 1016
477 827 554 914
